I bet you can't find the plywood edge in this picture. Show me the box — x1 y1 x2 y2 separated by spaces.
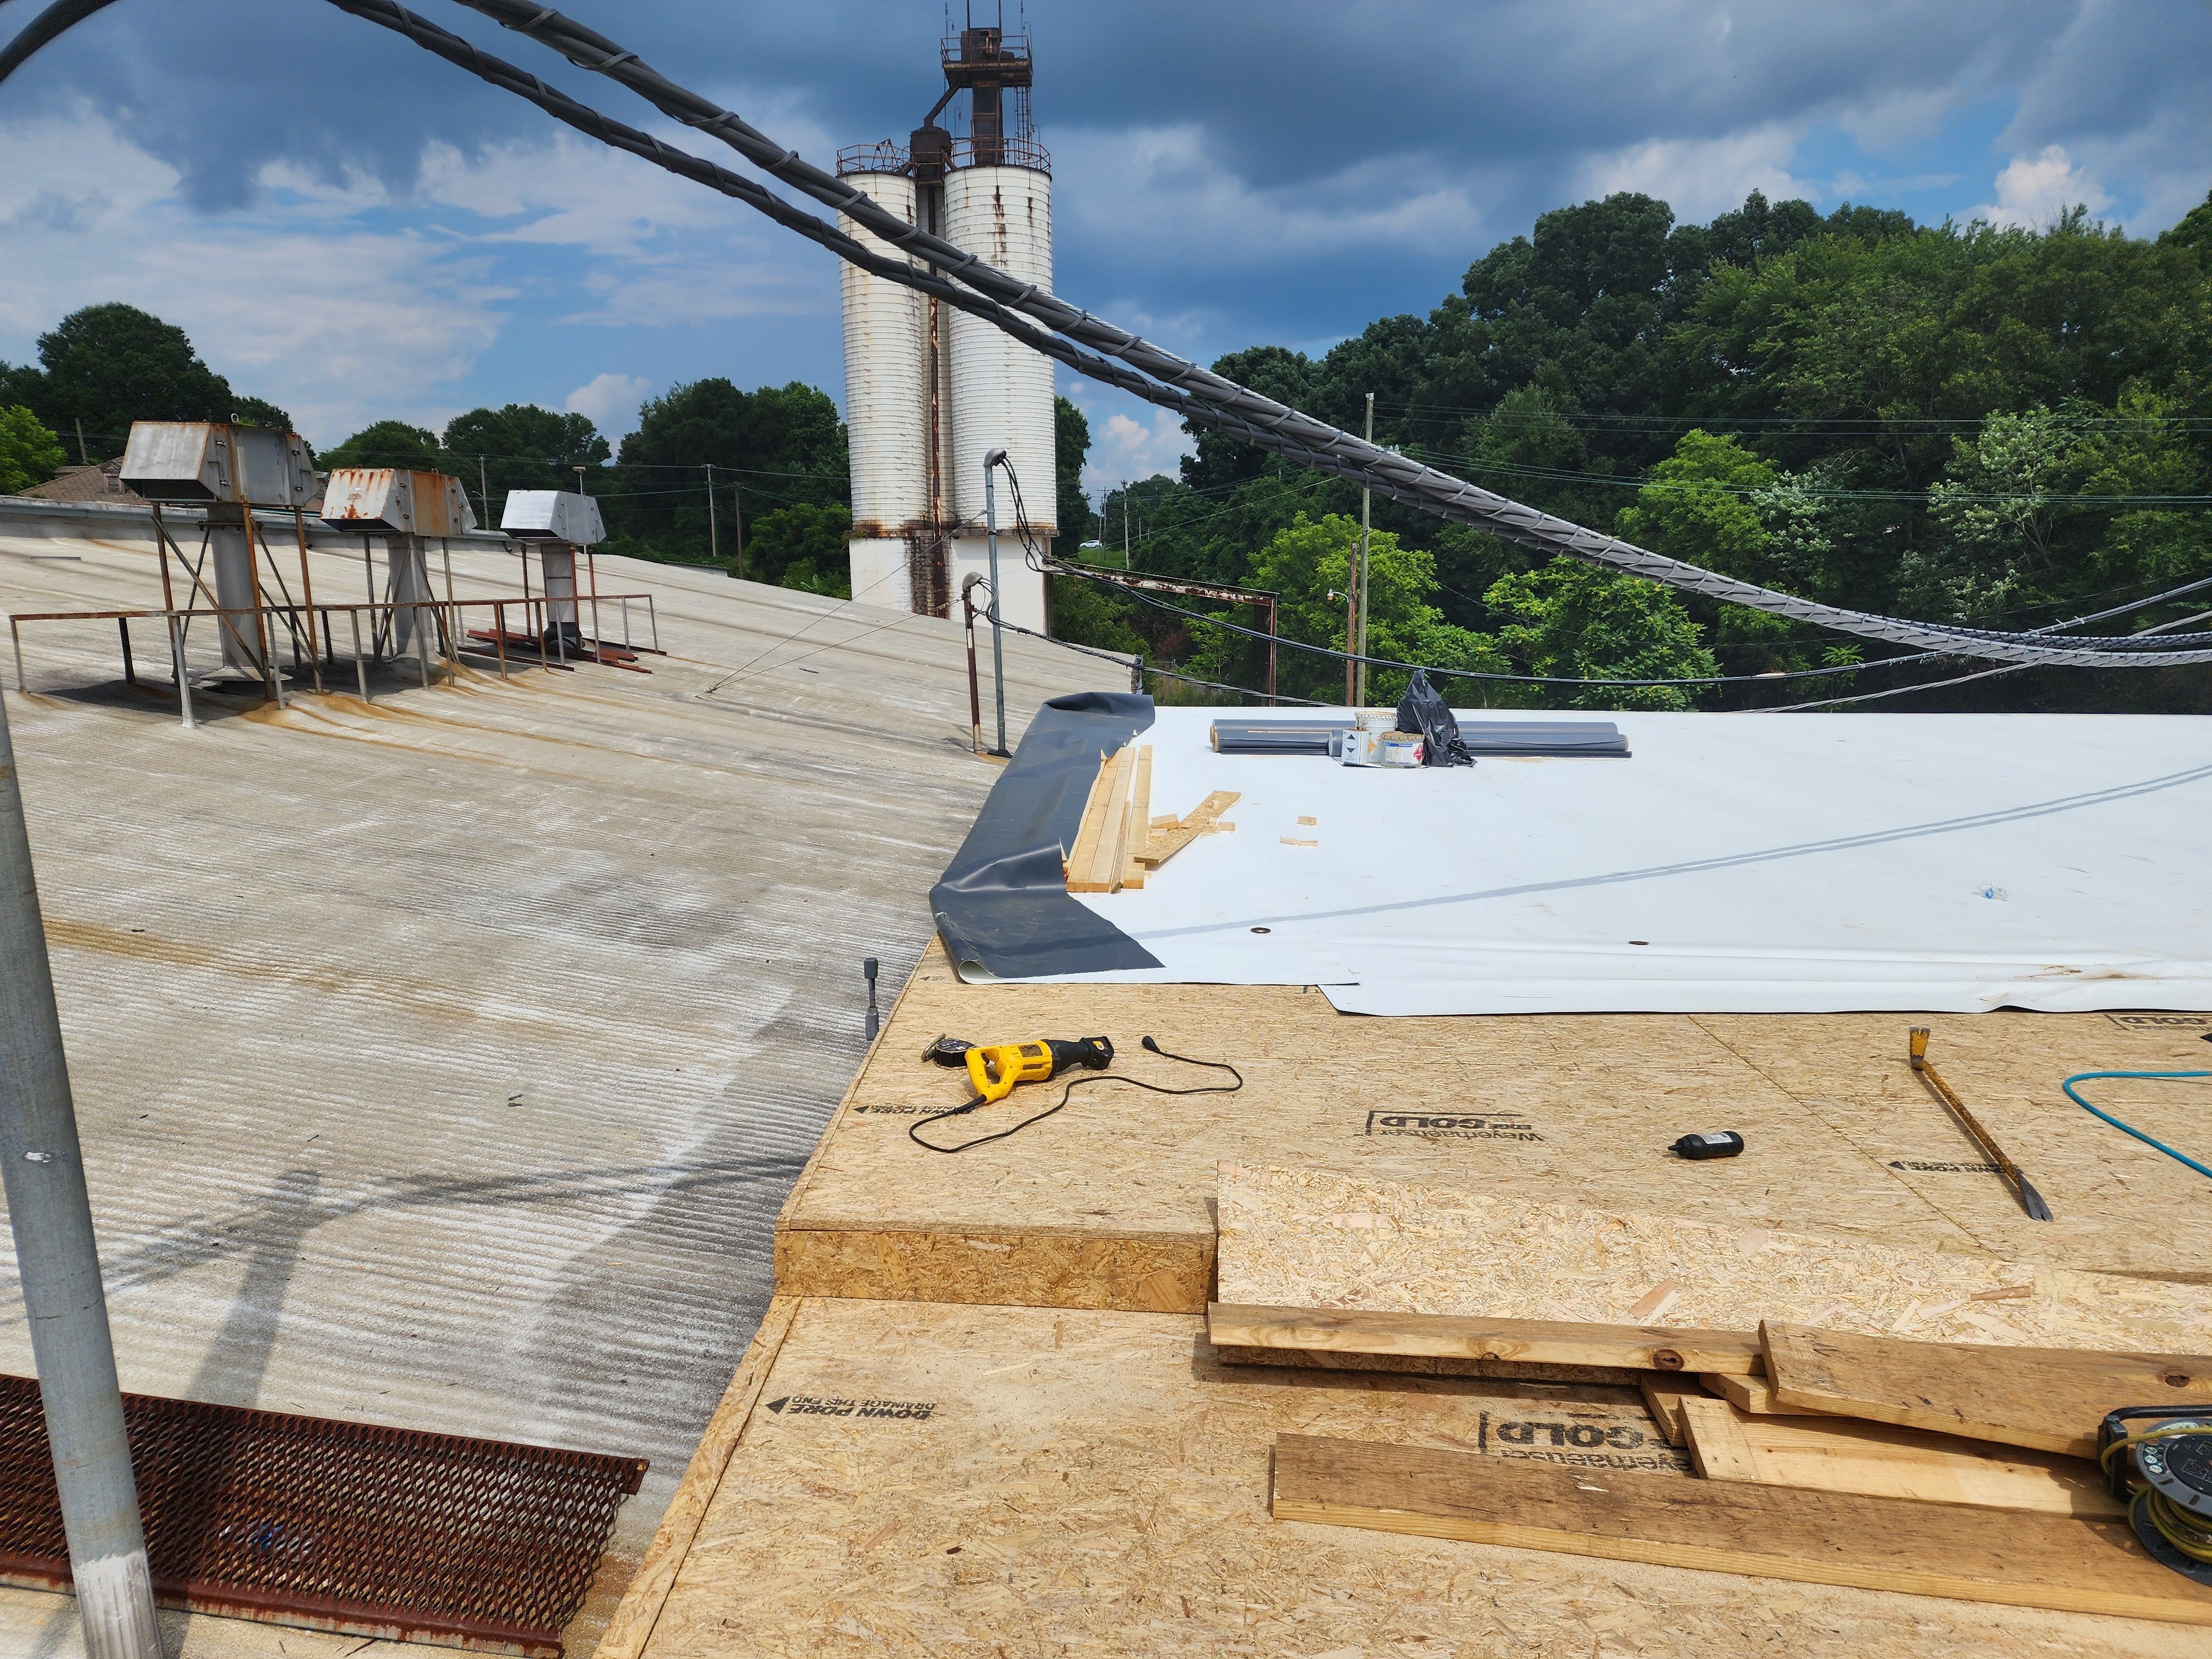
592 1296 801 1659
773 951 935 1235
1210 1302 1763 1375
776 1225 1213 1313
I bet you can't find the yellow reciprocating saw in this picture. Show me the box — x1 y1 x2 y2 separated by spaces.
922 1034 1115 1104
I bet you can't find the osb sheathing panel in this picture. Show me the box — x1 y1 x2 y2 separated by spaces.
637 1298 2192 1659
775 945 2212 1310
1218 1164 2212 1353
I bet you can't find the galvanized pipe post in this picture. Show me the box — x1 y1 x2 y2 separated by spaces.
961 577 983 754
982 453 1009 758
168 615 194 729
0 694 163 1659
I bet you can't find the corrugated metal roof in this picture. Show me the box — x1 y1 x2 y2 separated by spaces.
0 533 1119 1654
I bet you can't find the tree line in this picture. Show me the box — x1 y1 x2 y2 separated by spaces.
1056 187 2212 712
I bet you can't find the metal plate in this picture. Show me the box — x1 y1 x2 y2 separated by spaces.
0 1376 644 1657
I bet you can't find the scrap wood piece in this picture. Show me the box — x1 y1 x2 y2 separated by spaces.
1208 1303 1761 1375
1702 1370 1824 1417
1639 1378 1710 1447
1215 1162 2212 1355
1677 1392 2121 1517
1763 1321 2212 1459
1138 789 1241 870
1270 1434 2212 1626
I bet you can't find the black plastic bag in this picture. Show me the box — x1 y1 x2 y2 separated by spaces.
1395 669 1473 766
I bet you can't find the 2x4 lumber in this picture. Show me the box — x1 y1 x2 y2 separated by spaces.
1063 753 1114 888
1085 744 1139 893
1270 1433 2212 1627
1678 1395 2121 1517
1763 1321 2211 1459
595 1296 801 1659
1208 1302 1763 1376
1122 745 1153 889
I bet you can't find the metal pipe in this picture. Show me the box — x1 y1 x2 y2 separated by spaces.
648 594 659 652
293 508 322 692
620 596 631 650
9 620 18 694
961 577 983 754
494 601 508 679
1265 595 1279 707
351 609 368 703
983 453 1008 757
168 614 193 729
1355 392 1374 708
0 693 163 1659
116 619 134 686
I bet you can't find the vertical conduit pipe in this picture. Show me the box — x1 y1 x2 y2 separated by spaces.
0 695 163 1659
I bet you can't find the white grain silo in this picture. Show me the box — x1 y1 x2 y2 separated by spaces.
945 156 1054 633
837 21 1055 633
834 155 932 614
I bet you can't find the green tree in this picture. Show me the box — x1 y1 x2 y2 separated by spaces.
24 303 236 456
229 394 295 431
322 420 445 473
742 502 852 596
0 406 66 494
609 379 846 564
444 404 611 528
1486 559 1717 710
1245 512 1505 703
1052 394 1092 561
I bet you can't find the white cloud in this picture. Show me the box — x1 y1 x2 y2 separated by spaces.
1578 123 1812 222
1082 406 1193 504
1055 123 1485 273
1969 144 2111 228
565 372 652 436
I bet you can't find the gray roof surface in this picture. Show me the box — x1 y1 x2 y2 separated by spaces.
0 530 1120 1655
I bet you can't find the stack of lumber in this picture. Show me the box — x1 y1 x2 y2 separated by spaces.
1064 744 1239 893
1214 1163 2212 1624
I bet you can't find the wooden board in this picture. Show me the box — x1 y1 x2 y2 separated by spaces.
1704 1369 1824 1415
1062 753 1113 887
1640 1377 1708 1446
1121 745 1152 889
1676 1394 2121 1517
1070 745 1137 893
1218 1163 2212 1355
1764 1322 2212 1458
1210 1302 1763 1375
775 944 2212 1314
1271 1433 2212 1627
631 1298 2194 1659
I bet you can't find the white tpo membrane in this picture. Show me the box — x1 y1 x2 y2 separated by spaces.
1032 708 2212 1016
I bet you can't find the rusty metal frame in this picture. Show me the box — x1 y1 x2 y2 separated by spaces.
1055 562 1281 704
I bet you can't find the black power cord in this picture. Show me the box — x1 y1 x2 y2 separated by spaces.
908 1035 1243 1155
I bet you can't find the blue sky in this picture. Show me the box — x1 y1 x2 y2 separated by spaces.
1 1 2205 497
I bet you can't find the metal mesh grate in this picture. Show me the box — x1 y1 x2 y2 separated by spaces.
0 1376 644 1656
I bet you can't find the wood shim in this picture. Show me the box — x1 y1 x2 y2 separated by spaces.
1676 1393 2121 1517
1209 1303 1761 1376
1217 1163 2212 1356
1763 1322 2212 1458
1271 1433 2212 1626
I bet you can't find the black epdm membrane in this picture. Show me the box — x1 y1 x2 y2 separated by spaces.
930 692 1162 980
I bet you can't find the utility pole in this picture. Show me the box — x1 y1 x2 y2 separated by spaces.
478 456 490 528
0 695 162 1659
1121 484 1130 570
732 483 744 580
73 419 88 468
1355 392 1375 708
706 463 718 563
